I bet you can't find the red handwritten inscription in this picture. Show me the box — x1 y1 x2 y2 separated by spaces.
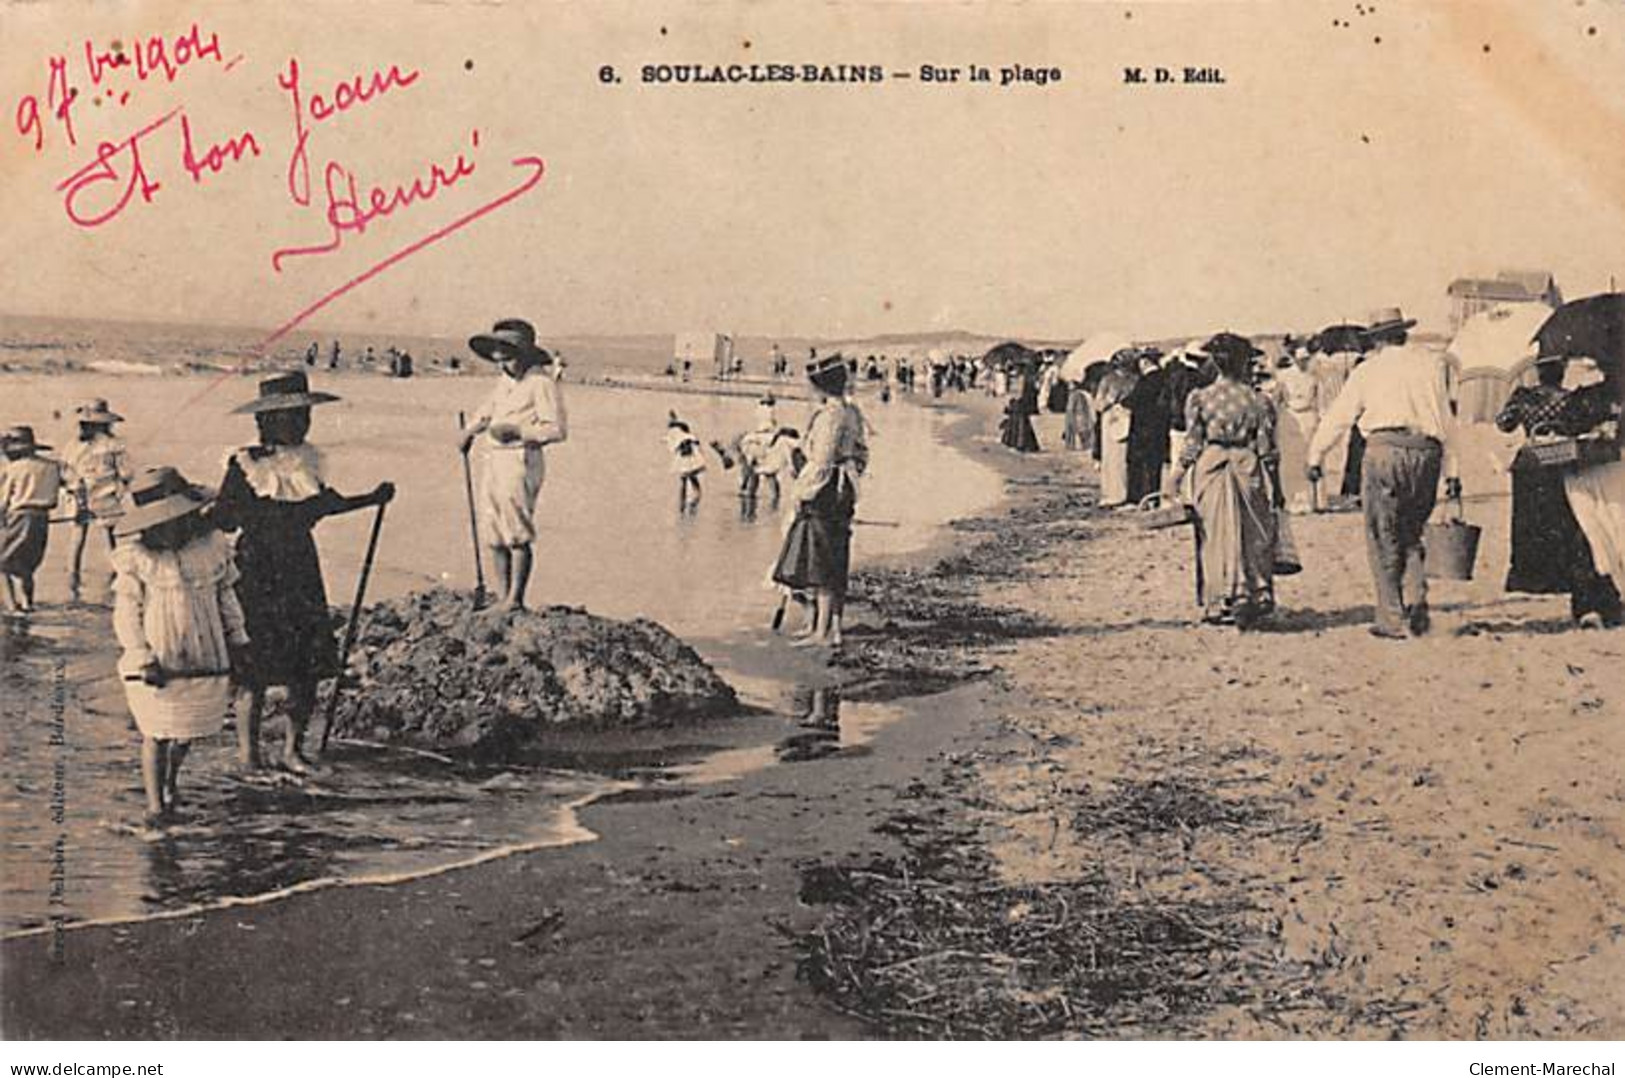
272 130 480 270
84 23 224 86
278 57 420 206
258 155 547 349
180 113 260 184
55 108 178 228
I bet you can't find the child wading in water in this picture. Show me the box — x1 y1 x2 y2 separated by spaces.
459 319 569 610
61 398 134 601
111 468 250 824
1 426 62 616
666 412 706 512
213 372 394 774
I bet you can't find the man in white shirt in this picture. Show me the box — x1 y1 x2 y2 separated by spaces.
1308 307 1462 638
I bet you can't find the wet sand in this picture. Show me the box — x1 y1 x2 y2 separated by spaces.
5 395 1622 1039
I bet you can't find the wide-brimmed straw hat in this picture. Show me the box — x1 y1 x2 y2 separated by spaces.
1 425 51 452
1365 306 1418 336
114 466 211 537
230 371 341 414
469 319 553 365
74 398 124 424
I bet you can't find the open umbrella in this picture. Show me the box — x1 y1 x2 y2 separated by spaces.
983 341 1041 371
1448 304 1549 374
1533 292 1625 373
1446 304 1552 424
1058 331 1133 383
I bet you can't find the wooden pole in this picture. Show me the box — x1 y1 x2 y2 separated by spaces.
458 411 487 607
319 501 387 755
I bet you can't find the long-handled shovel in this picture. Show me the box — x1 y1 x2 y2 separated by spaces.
457 411 487 608
319 500 387 755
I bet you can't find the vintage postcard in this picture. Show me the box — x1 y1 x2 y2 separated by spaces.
1 0 1622 1050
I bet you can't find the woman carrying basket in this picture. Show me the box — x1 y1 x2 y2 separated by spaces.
771 355 869 647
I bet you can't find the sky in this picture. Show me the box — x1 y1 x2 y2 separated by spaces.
2 0 1623 343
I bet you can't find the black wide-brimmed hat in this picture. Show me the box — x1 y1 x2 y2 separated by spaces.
1200 332 1265 365
807 353 849 393
231 371 341 414
114 466 212 537
469 319 553 365
1 425 51 452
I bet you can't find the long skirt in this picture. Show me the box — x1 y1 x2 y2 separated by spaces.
772 476 856 596
1063 391 1093 451
1000 411 1040 453
0 508 49 575
124 674 231 741
478 445 545 547
1508 463 1598 593
1192 445 1276 611
1126 438 1166 505
1276 408 1318 514
1099 407 1131 505
1565 459 1625 585
1340 427 1366 499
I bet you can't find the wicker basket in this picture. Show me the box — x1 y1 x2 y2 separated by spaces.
1520 436 1621 470
1137 492 1195 530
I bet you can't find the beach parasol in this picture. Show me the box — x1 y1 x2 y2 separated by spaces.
1446 305 1553 423
1533 292 1625 373
1058 331 1133 383
983 341 1042 371
1448 304 1549 374
1313 324 1367 355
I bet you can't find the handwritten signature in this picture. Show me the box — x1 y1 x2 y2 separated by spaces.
20 26 546 351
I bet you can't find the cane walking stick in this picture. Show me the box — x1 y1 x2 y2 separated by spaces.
319 501 387 755
457 411 488 608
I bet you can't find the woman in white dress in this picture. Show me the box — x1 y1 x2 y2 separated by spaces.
458 320 569 611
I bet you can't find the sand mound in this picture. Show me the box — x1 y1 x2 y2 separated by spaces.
334 589 738 756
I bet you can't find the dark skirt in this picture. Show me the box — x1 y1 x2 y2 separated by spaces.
772 476 855 594
0 508 49 575
1506 459 1623 620
1126 448 1165 505
235 530 340 687
1000 412 1041 453
1341 427 1366 498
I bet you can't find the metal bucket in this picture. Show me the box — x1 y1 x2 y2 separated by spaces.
1425 518 1482 580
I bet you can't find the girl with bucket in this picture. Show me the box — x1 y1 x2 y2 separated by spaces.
1165 333 1280 628
771 355 869 647
213 372 395 774
458 319 569 611
111 467 250 823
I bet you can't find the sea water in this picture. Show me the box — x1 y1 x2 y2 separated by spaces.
0 366 1003 934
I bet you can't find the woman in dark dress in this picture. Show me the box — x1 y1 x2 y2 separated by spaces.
212 372 394 773
1496 358 1622 626
1125 353 1171 503
999 368 1042 453
772 356 869 646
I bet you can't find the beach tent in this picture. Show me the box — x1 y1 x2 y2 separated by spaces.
1446 304 1551 423
1059 331 1133 383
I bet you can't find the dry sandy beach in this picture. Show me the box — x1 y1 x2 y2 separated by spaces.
3 393 1622 1039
